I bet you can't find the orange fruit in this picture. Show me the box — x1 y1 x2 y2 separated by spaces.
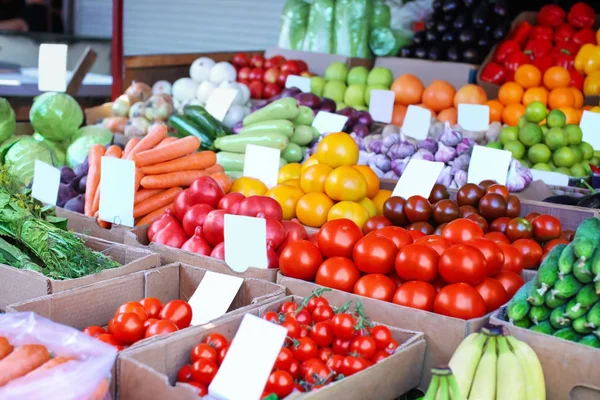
498 82 524 105
391 74 424 105
486 100 504 122
522 87 549 106
548 87 575 109
502 103 526 126
437 107 458 125
300 164 333 194
514 64 541 89
582 105 593 111
391 104 407 126
454 84 487 108
421 80 456 112
570 87 584 108
559 107 580 124
543 66 570 89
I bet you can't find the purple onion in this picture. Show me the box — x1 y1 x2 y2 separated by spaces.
279 87 302 99
320 98 336 113
355 111 374 126
353 123 369 138
295 93 321 109
337 107 358 122
232 121 243 134
251 100 269 112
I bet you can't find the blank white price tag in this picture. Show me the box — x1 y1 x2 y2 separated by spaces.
285 75 311 93
392 159 444 199
369 90 395 123
243 144 280 189
209 314 287 400
312 111 348 134
188 271 243 326
468 145 512 186
530 169 569 186
224 214 268 272
580 110 600 150
401 105 432 140
458 104 490 131
205 88 238 122
31 160 60 205
99 157 135 227
38 44 68 92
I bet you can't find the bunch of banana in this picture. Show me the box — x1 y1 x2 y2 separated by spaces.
419 367 464 400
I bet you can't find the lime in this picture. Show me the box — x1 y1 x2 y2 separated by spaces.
532 163 551 171
565 124 583 145
518 123 543 147
528 143 552 164
553 146 576 168
583 163 592 175
546 109 566 128
504 140 526 159
580 142 594 160
555 167 572 175
594 150 600 158
487 142 503 150
545 128 567 150
525 101 548 123
590 156 600 167
518 115 529 128
519 158 532 168
499 126 519 145
548 160 556 169
569 145 583 163
541 125 549 136
570 163 587 178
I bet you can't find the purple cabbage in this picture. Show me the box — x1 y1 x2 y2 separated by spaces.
439 122 463 147
391 157 410 176
381 133 401 154
436 166 453 187
387 141 416 160
451 154 471 173
368 154 391 175
434 142 457 163
456 138 475 156
417 138 438 154
383 170 400 180
412 148 435 161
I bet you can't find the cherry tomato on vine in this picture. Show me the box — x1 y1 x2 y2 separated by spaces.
108 313 145 345
306 296 330 313
265 370 294 398
326 354 345 374
341 356 370 376
176 364 193 382
310 321 335 347
274 347 293 371
188 382 208 396
83 326 106 338
191 359 218 385
330 313 356 340
349 335 377 359
370 325 392 350
191 343 218 364
371 350 390 363
263 311 279 324
279 301 298 314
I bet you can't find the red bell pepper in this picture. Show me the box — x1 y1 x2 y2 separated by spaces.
480 63 507 85
524 39 553 58
493 40 520 64
553 48 575 69
504 51 532 72
532 54 554 74
537 4 566 28
509 21 532 47
568 67 585 91
567 2 595 29
529 26 553 41
554 24 576 43
573 28 597 47
554 39 580 55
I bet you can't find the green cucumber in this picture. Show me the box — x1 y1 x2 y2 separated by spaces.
534 244 564 296
579 334 600 348
529 305 551 324
214 132 289 152
587 302 600 328
564 298 589 320
551 274 583 299
575 284 599 308
225 170 243 180
550 305 571 329
558 242 576 277
168 115 215 150
238 120 294 137
184 105 230 138
281 143 303 163
216 152 288 171
527 287 545 307
573 256 594 284
553 327 582 342
243 98 300 125
545 290 568 308
530 321 554 335
290 126 314 146
507 281 532 322
573 315 593 334
293 106 315 126
573 218 600 262
591 243 600 287
514 316 533 329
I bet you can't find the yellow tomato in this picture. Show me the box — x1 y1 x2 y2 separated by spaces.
300 164 333 193
315 132 359 168
301 154 319 172
230 177 267 196
327 201 370 229
324 166 368 202
296 193 334 228
353 165 380 199
583 71 600 96
591 106 600 113
266 185 304 220
278 163 302 184
359 197 377 217
282 179 302 189
370 190 392 216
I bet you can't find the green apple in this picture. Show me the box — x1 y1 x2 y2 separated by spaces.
347 66 369 85
364 84 388 105
344 84 367 107
354 105 368 111
367 67 393 87
310 76 326 97
324 62 349 82
323 81 347 103
335 101 347 111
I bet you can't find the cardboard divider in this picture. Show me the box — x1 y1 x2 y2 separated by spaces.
373 57 475 89
118 295 425 400
0 235 160 310
490 307 600 400
56 207 132 244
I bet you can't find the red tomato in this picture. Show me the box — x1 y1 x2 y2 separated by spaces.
143 318 158 330
266 370 294 398
543 238 569 253
433 283 486 320
465 238 504 276
395 243 439 282
203 333 228 353
341 355 370 376
392 281 437 312
353 274 396 302
332 337 352 355
319 347 334 363
108 313 145 345
506 217 533 241
293 337 319 361
349 335 377 359
353 235 398 274
310 321 335 347
83 326 106 338
115 302 148 322
182 204 214 237
191 359 218 386
387 270 404 286
494 271 525 298
484 231 511 244
442 218 484 244
369 226 413 250
439 244 487 286
218 192 245 214
279 240 323 281
159 300 193 329
414 235 451 256
288 359 302 379
490 217 511 233
497 243 525 274
371 350 390 363
262 311 279 324
280 301 298 314
408 230 426 240
511 239 543 270
187 382 208 396
475 277 509 313
524 212 540 223
144 320 179 338
97 333 120 348
466 214 489 233
281 318 301 340
173 190 191 222
331 313 356 340
177 364 193 382
293 309 312 326
363 216 392 234
326 354 345 374
303 359 332 384
315 257 361 292
189 176 224 208
191 343 218 364
317 219 363 258
370 325 392 350
312 304 334 322
306 296 329 313
139 298 163 319
274 348 293 371
218 345 229 365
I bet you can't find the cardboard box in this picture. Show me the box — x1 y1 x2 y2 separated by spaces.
374 57 476 89
490 306 600 400
124 225 278 282
56 207 132 244
118 295 425 400
0 235 160 310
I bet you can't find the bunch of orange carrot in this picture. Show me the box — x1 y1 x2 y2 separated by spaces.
84 123 231 228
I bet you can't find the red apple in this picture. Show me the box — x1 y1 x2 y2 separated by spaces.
248 67 265 82
295 60 309 73
281 60 301 75
300 71 313 78
263 67 280 84
276 71 290 87
249 55 265 68
232 52 250 68
265 55 286 69
263 83 282 99
248 81 265 99
238 67 251 81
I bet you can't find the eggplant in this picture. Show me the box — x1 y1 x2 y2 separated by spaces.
428 45 445 61
412 30 426 45
462 48 482 64
492 23 510 41
425 18 437 32
414 46 428 59
472 2 489 29
443 13 455 23
441 31 456 44
453 14 467 30
426 30 439 43
458 28 476 45
447 46 461 62
577 193 600 208
477 34 490 50
543 195 581 206
399 46 413 58
436 21 449 34
494 0 508 17
462 0 475 8
442 0 459 13
432 0 443 11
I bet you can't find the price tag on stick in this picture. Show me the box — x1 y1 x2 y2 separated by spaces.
312 111 348 135
209 314 287 400
285 75 311 93
31 160 60 206
243 144 280 189
401 105 432 140
38 44 68 92
98 157 135 227
580 110 600 150
205 88 238 122
224 214 268 272
392 159 445 199
369 90 395 123
458 104 490 131
188 271 244 326
468 145 512 186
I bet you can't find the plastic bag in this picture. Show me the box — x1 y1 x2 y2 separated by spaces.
303 0 334 54
278 0 311 50
390 0 434 30
0 312 117 400
333 0 372 58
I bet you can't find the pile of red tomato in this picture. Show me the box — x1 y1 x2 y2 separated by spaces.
82 298 192 351
175 293 398 398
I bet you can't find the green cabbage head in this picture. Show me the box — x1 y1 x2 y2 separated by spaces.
0 97 16 143
30 92 84 142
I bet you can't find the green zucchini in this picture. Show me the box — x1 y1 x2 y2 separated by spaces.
168 115 214 150
184 105 230 138
216 152 288 171
238 120 294 137
573 218 600 262
293 105 315 126
290 126 315 146
243 98 300 125
214 132 289 153
282 143 304 163
579 334 600 348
